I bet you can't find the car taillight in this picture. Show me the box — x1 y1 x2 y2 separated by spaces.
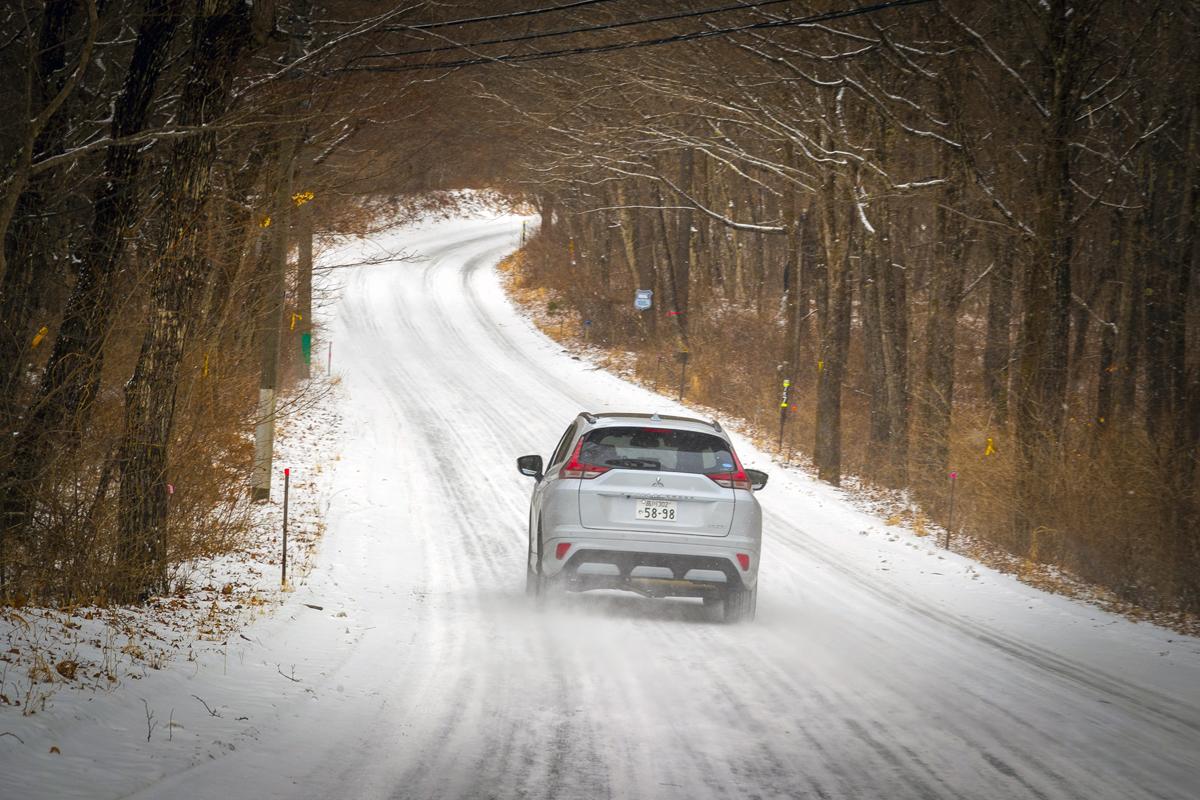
709 447 751 490
559 438 610 479
555 542 572 560
736 553 751 571
709 471 752 490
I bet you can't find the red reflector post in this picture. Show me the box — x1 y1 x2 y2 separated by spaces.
736 553 751 571
555 542 572 560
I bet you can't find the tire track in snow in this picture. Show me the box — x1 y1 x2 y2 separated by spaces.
761 508 1200 741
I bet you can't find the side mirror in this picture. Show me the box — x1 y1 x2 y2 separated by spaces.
517 454 544 480
745 468 768 491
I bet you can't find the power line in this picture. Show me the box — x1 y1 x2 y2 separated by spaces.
368 0 804 61
345 0 933 73
405 0 625 30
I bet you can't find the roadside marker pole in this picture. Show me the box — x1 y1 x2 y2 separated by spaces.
945 471 957 549
327 342 332 375
676 351 689 402
778 378 792 452
282 468 290 586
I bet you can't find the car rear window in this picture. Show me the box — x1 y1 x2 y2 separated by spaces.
579 426 735 474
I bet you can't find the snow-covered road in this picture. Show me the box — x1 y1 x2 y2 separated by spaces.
24 214 1199 799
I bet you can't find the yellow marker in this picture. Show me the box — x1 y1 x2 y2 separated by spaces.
290 312 302 331
259 215 272 228
292 190 314 207
31 325 49 349
984 437 995 456
202 353 209 377
817 360 824 373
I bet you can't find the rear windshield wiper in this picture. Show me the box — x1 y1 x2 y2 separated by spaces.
604 457 662 470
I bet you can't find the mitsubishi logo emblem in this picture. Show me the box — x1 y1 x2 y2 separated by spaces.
651 478 664 487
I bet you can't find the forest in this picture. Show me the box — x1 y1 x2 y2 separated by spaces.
0 0 1196 614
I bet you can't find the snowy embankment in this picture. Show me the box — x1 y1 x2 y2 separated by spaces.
1 378 345 794
3 210 1198 800
0 374 345 796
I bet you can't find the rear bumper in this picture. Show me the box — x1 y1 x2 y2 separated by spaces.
539 532 759 596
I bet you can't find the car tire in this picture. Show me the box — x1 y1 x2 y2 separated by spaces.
527 526 547 602
525 560 542 597
723 584 757 623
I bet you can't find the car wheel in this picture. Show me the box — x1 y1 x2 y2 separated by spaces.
723 584 757 623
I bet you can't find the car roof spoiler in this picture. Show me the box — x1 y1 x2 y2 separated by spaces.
582 411 722 433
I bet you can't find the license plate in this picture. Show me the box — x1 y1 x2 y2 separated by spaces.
636 499 677 521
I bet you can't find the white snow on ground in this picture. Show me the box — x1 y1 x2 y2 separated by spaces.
0 379 345 794
3 211 1199 800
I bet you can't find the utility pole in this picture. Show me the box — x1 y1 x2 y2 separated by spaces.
251 0 311 501
251 136 296 502
295 171 314 380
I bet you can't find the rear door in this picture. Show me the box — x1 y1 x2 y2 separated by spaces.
576 426 736 537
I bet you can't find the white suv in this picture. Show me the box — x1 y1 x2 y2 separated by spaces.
517 412 766 622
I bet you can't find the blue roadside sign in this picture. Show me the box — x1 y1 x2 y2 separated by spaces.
635 289 653 311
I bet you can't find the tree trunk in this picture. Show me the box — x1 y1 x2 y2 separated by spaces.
652 183 686 348
814 172 854 485
2 0 181 546
1166 93 1199 608
861 235 890 456
779 168 806 387
0 0 92 441
674 148 694 340
1013 0 1079 539
983 243 1014 425
616 182 655 337
0 0 97 289
116 0 256 601
916 181 967 485
880 214 910 482
1112 209 1143 421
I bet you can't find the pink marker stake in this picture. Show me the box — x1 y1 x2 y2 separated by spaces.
282 468 290 586
945 471 957 549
